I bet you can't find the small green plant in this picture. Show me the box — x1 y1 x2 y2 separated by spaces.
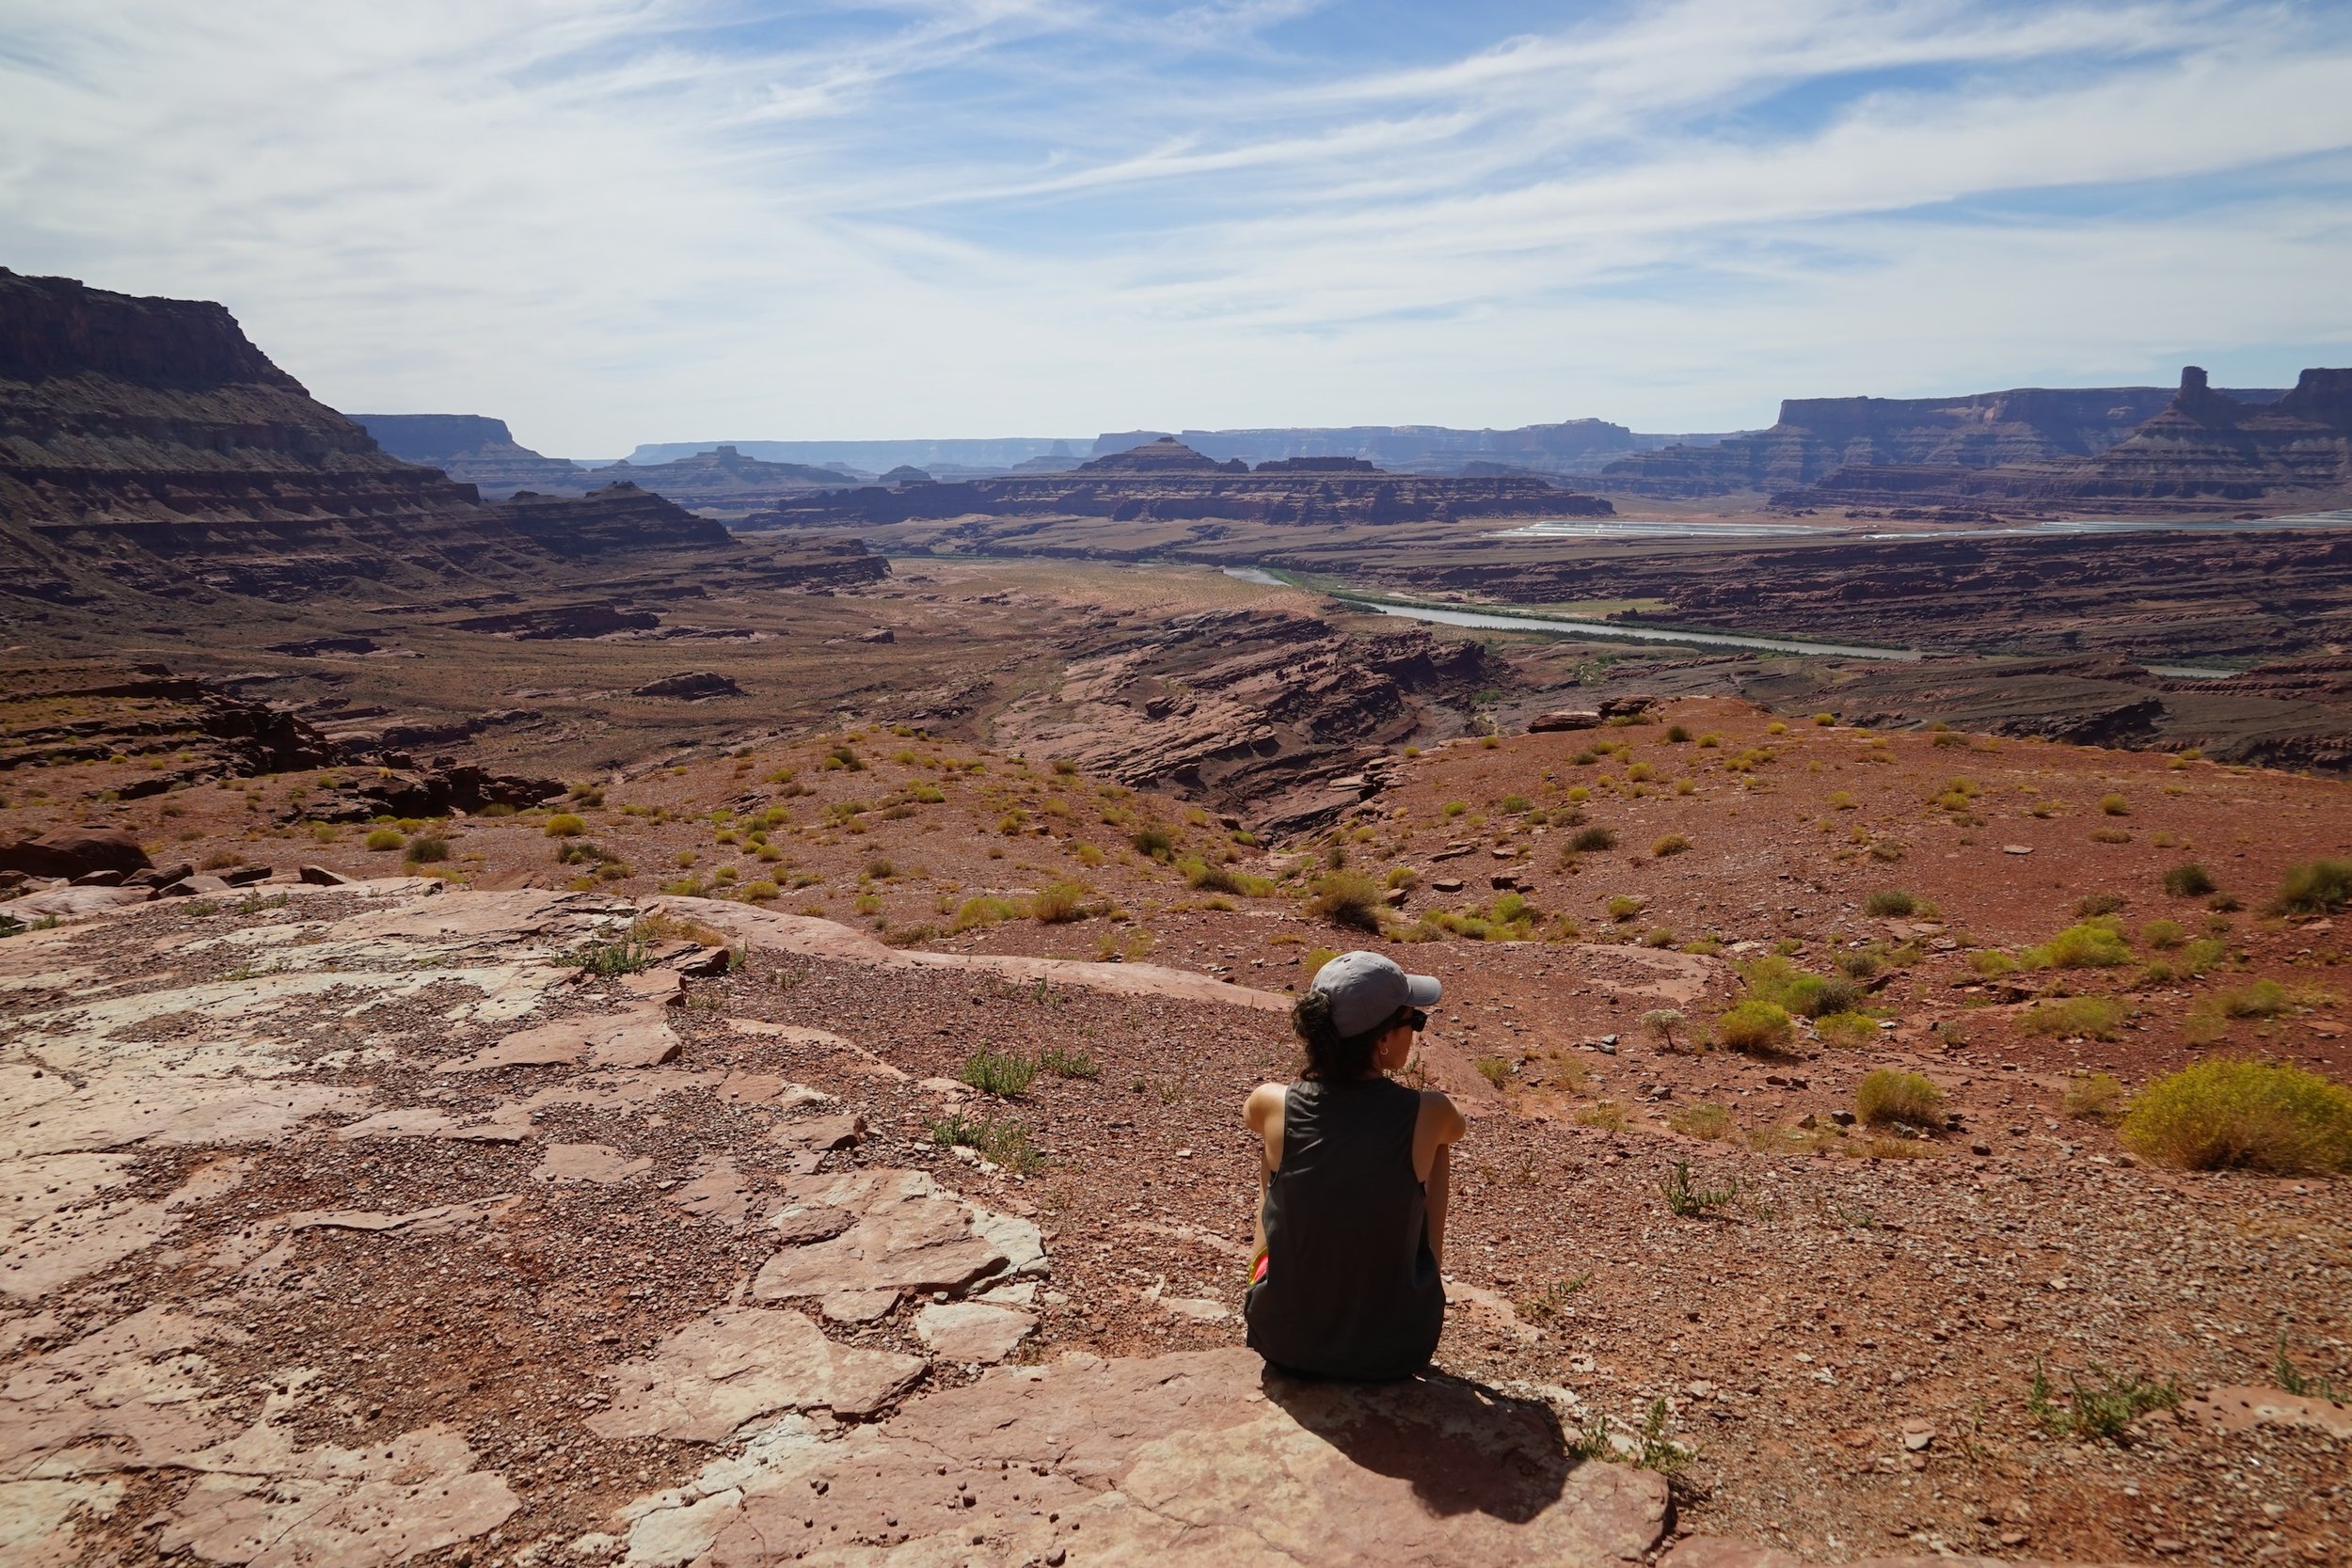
2062 1071 2128 1121
2028 1360 2182 1440
364 828 404 851
1037 1046 1099 1080
960 1047 1040 1098
406 834 450 863
2098 794 2131 816
1474 1055 1513 1088
544 813 587 837
2139 918 2185 950
1574 1101 1629 1132
2163 863 2217 897
1130 826 1176 860
928 1111 1041 1174
1640 1007 1686 1050
2120 1058 2352 1173
1650 833 1690 858
1568 825 1617 852
1515 1273 1591 1323
561 933 654 975
1716 1000 1793 1053
2279 857 2352 914
2275 1334 2342 1400
1856 1069 1944 1128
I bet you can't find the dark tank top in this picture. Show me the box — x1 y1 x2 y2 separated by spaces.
1244 1076 1445 1381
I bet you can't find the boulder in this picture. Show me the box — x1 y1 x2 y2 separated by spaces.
858 627 896 644
632 671 743 700
1526 710 1603 733
0 828 151 879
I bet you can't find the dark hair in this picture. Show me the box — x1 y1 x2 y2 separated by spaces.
1291 990 1403 1082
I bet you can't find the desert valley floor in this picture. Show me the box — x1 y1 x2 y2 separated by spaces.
4 601 2348 1568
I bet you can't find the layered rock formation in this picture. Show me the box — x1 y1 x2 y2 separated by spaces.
578 445 861 512
1368 525 2352 661
349 413 583 499
1090 418 1715 476
988 607 1499 833
0 272 805 612
1599 379 2285 499
0 269 478 524
1783 366 2352 515
750 438 1613 531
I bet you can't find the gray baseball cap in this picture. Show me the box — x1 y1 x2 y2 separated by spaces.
1310 950 1441 1037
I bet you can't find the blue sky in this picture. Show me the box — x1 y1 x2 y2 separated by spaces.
5 1 2350 453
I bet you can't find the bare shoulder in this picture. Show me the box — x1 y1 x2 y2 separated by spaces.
1245 1081 1288 1130
1417 1087 1469 1143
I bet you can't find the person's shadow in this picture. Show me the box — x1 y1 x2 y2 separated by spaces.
1257 1364 1577 1523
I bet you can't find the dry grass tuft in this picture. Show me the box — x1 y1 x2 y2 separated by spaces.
1856 1069 1944 1127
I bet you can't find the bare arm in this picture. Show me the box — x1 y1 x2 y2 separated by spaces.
1244 1083 1286 1261
1414 1089 1466 1267
1425 1142 1453 1266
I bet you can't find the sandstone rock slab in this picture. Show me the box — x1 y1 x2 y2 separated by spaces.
532 1144 653 1185
914 1301 1036 1363
589 1307 924 1439
435 1006 678 1072
160 1422 518 1568
643 1348 1671 1568
754 1169 1041 1313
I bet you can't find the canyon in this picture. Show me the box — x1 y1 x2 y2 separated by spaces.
749 435 1614 531
6 269 2352 1568
1597 378 2290 500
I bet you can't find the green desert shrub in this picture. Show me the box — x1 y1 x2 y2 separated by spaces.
1130 826 1176 860
1029 880 1090 924
1182 858 1274 897
544 813 587 837
2023 920 2131 970
1856 1069 1944 1128
1815 1010 1882 1048
1650 833 1691 858
2063 1071 2128 1122
1737 955 1861 1018
2119 1059 2352 1174
406 834 450 863
1568 825 1617 852
364 828 404 852
2098 794 2131 816
1716 1000 1793 1053
1308 870 1385 933
2138 918 2185 951
2020 995 2126 1038
2162 863 2217 898
2279 858 2352 914
961 1047 1039 1098
1862 889 1918 918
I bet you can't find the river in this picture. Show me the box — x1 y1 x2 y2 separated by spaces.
1221 568 1919 658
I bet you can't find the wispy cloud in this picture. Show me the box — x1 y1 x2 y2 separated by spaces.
1 0 2345 451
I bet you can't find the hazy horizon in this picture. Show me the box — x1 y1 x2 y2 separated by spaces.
7 1 2350 454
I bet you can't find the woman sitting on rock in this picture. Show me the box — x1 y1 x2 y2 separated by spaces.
1243 950 1466 1381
